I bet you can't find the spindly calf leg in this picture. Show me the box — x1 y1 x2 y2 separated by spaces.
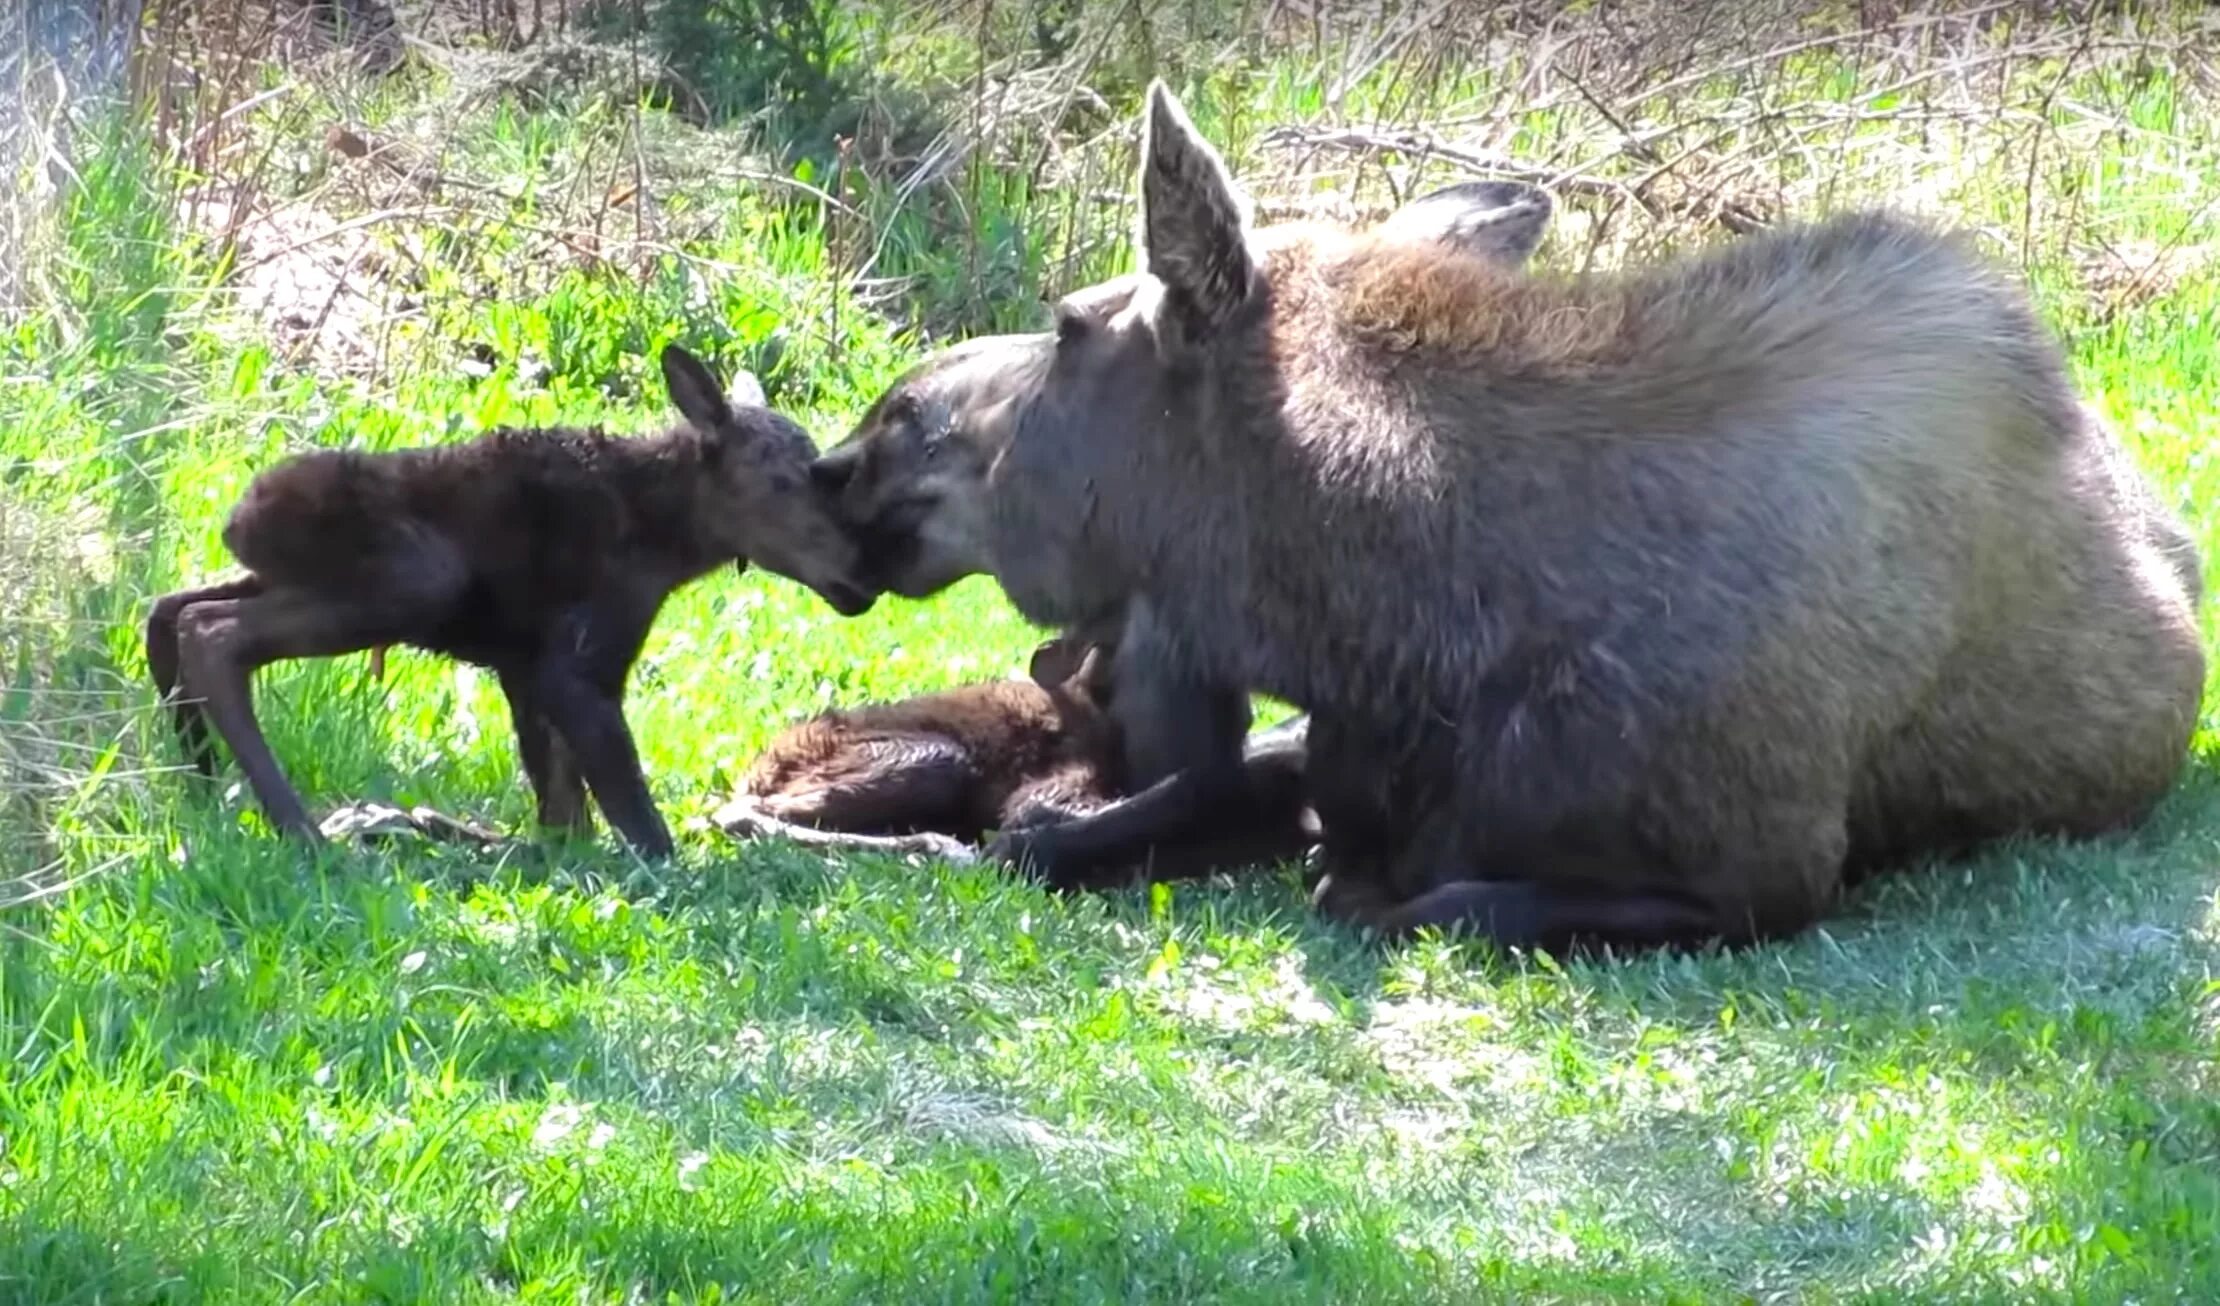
532 664 671 861
146 576 266 775
714 797 978 864
497 667 592 838
174 585 442 842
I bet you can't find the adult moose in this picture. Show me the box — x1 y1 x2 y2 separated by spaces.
811 82 2206 953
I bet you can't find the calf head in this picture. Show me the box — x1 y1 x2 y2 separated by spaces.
810 83 1555 625
660 343 876 616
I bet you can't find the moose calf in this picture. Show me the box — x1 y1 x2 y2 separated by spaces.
718 629 1320 884
713 632 1120 863
145 344 875 860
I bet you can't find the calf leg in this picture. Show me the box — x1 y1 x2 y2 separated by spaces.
531 663 672 861
714 797 977 864
497 668 592 838
146 576 265 776
174 586 447 842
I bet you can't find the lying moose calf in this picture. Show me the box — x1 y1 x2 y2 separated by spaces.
716 632 1319 883
145 344 874 860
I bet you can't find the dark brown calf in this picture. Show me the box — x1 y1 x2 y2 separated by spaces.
145 344 873 860
718 630 1320 884
712 633 1119 861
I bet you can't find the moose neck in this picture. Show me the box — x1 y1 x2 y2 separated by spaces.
606 425 737 586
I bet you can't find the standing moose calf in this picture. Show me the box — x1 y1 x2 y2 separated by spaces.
809 82 2207 954
145 344 876 860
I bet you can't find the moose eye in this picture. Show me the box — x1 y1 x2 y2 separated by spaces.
1054 305 1088 345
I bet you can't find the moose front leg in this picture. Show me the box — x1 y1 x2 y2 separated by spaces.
532 666 671 861
146 575 266 776
497 667 592 838
987 732 1315 892
988 608 1272 888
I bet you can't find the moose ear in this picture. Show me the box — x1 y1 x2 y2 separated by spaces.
1026 635 1086 689
1139 80 1254 339
1376 180 1554 268
661 343 732 432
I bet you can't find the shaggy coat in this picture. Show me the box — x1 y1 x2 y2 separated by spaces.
810 82 2206 952
718 633 1319 884
733 634 1127 845
146 345 874 859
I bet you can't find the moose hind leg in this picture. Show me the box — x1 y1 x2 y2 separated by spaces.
174 586 450 842
1348 879 1722 954
1334 802 1851 956
147 576 266 776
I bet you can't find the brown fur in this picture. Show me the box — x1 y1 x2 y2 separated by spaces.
724 629 1322 885
812 81 2206 954
733 635 1125 845
145 344 874 860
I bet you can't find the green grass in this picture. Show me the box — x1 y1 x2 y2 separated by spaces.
3 7 2219 1302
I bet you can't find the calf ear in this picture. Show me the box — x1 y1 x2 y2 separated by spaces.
1026 634 1090 689
1377 180 1554 267
1140 80 1254 340
661 343 732 431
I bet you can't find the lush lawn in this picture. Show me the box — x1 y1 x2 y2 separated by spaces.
3 7 2218 1302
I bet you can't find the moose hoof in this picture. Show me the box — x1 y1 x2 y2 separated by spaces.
982 827 1052 877
1308 868 1399 933
984 827 1103 893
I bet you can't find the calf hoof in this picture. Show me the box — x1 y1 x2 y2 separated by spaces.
710 794 776 838
908 833 982 866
